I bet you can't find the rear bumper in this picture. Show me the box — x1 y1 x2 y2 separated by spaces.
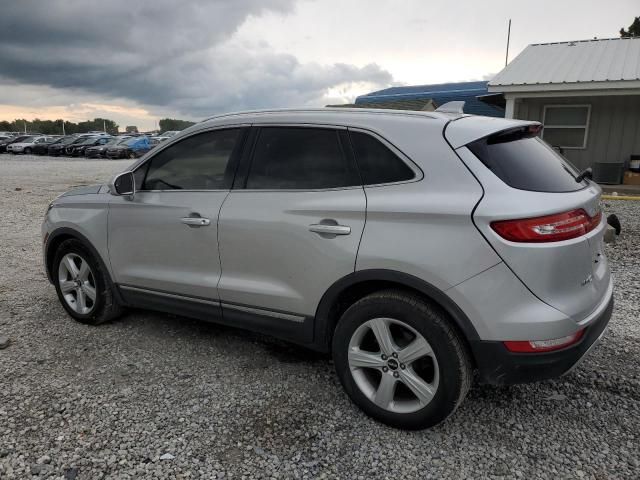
472 295 613 385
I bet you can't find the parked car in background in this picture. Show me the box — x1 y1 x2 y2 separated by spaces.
48 136 88 156
85 136 131 158
33 136 69 155
67 136 112 157
0 135 35 153
105 136 157 159
31 136 64 155
161 130 181 137
7 135 57 154
42 108 612 430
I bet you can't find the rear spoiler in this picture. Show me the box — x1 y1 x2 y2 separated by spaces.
444 115 540 149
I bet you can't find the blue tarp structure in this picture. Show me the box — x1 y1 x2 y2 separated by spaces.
355 81 504 117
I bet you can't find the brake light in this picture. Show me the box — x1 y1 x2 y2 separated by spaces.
504 329 584 353
491 209 601 243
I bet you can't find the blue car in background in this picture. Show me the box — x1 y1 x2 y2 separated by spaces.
105 136 159 159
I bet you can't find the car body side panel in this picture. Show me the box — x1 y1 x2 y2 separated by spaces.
107 191 228 300
355 119 501 291
447 262 575 341
42 193 112 277
217 188 366 317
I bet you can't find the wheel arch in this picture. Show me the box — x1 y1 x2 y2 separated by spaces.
45 228 114 288
313 269 480 355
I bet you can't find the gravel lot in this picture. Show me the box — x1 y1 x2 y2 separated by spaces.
1 155 639 479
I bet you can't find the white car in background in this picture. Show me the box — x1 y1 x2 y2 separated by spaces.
7 135 58 154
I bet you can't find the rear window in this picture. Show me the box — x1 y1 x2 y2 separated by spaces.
467 128 586 193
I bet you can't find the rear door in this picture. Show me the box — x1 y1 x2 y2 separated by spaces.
217 126 366 337
108 127 246 301
453 123 610 321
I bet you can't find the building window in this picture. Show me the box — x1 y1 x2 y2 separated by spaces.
542 105 591 149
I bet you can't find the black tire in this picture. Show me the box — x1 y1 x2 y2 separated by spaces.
24 147 32 154
52 239 123 325
332 290 472 430
127 151 136 159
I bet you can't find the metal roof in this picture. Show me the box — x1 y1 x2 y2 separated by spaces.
355 81 504 117
489 37 640 90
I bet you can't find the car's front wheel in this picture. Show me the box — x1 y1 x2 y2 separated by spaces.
53 239 122 325
332 290 472 429
24 147 32 154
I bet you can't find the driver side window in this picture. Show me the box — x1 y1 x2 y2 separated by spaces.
140 128 241 191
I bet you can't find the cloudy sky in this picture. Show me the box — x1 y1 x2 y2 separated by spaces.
0 0 637 130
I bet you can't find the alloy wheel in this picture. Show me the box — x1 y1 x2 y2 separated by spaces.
57 253 97 315
348 317 439 414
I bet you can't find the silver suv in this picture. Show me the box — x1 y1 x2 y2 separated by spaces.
42 108 613 429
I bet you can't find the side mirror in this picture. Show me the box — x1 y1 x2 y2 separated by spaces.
110 171 135 198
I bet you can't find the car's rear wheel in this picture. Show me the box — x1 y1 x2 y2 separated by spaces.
332 290 472 429
53 239 122 325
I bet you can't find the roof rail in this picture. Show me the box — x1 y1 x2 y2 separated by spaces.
435 101 465 114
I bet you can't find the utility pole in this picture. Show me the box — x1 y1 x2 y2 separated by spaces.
62 119 65 136
24 121 27 133
103 119 107 133
505 19 512 67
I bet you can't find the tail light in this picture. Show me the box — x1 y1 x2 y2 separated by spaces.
504 329 584 353
491 208 601 243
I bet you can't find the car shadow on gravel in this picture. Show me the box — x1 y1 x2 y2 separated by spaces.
123 308 328 364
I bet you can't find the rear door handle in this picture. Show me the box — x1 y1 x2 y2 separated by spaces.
181 217 211 227
309 224 351 236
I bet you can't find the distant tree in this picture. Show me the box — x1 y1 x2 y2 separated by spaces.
125 125 139 133
76 118 119 135
159 118 195 133
620 16 640 37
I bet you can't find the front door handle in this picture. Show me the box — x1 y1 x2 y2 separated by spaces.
309 223 351 236
181 217 211 227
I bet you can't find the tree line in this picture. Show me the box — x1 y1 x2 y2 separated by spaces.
0 118 119 135
0 117 196 135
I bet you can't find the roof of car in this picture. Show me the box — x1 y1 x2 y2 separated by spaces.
201 107 457 123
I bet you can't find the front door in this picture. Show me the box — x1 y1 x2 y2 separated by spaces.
108 127 245 300
217 126 366 336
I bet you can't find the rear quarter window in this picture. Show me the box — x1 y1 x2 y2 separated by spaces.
350 131 415 185
467 129 586 193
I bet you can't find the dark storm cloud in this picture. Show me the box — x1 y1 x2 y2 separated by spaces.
0 0 392 116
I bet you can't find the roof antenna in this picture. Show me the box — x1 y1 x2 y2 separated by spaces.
505 19 512 66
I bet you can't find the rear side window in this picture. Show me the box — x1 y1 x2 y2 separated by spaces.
141 128 240 190
467 128 585 193
350 131 415 185
246 127 359 189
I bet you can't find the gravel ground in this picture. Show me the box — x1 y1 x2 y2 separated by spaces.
0 155 639 480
